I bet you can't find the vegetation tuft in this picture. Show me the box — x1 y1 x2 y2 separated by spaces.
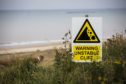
0 33 126 84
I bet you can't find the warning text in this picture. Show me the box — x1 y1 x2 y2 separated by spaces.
73 46 101 62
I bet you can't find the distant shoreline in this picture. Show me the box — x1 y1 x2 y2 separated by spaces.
0 42 65 54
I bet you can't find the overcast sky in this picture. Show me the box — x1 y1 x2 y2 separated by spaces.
0 0 126 10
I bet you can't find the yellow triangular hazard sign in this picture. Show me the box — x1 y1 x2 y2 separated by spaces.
74 19 100 43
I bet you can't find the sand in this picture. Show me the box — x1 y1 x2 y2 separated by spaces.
0 42 66 54
0 42 69 66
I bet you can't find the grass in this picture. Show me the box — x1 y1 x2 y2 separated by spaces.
0 33 126 84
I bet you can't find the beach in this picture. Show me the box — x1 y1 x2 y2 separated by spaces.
0 42 68 66
0 42 65 54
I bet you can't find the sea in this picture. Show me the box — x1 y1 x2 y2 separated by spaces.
0 9 126 48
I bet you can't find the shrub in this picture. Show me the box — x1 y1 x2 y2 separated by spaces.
0 33 126 84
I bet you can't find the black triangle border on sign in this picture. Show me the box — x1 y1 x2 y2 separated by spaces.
73 19 100 43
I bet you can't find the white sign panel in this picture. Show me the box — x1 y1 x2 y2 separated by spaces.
72 17 102 62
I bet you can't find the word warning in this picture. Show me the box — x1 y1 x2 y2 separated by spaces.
72 17 102 62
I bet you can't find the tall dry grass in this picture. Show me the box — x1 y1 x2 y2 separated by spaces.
0 33 126 84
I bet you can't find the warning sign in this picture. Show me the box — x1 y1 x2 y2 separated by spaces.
73 46 101 62
74 19 100 43
72 17 102 62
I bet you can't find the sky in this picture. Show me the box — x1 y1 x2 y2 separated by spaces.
0 0 126 44
0 0 126 10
